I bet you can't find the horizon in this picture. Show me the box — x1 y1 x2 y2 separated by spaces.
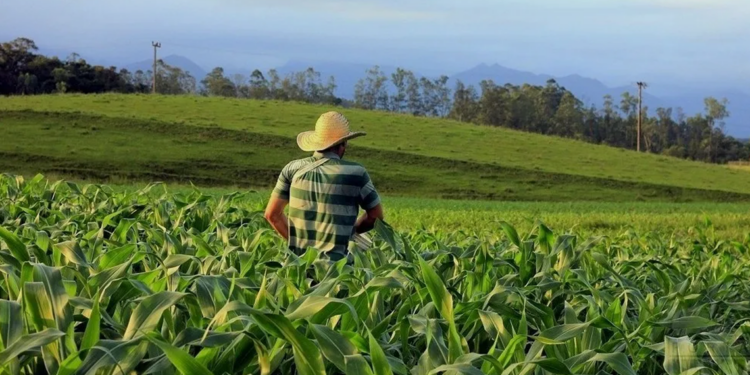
2 0 749 92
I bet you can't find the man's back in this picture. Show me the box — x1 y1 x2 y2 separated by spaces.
272 151 380 258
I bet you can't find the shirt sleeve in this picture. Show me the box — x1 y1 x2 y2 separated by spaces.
358 169 381 210
271 164 292 200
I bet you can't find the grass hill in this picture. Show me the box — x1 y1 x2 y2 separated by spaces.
2 93 750 202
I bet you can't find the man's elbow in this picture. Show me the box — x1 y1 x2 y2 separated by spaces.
263 207 276 224
367 205 384 222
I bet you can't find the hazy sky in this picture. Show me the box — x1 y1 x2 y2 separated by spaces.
2 0 748 90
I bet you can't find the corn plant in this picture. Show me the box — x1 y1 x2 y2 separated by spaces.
0 174 749 375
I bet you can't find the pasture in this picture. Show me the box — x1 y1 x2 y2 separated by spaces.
1 94 750 374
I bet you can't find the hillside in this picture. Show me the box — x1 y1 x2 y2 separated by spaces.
2 94 750 201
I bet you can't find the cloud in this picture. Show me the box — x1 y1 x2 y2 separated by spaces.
631 0 737 10
246 0 444 21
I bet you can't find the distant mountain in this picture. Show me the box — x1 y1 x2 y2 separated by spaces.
445 63 750 137
115 54 749 137
450 63 667 109
277 60 749 137
123 55 208 81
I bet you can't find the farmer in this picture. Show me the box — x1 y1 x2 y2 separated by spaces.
264 111 384 262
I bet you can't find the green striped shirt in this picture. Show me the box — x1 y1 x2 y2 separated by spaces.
272 151 380 257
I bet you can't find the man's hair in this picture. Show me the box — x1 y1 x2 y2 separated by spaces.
321 141 346 153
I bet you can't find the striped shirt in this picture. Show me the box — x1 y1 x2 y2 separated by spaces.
272 151 380 258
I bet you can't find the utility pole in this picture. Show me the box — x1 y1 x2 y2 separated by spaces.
636 81 647 152
152 41 161 94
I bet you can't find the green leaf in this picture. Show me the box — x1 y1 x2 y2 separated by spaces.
145 332 213 375
500 221 521 247
345 354 375 375
497 335 525 367
164 254 195 269
534 322 594 345
0 300 23 350
246 309 326 375
0 226 30 263
0 329 66 365
586 353 636 375
57 350 84 375
75 337 148 375
285 295 358 322
98 244 136 270
310 324 357 373
81 295 101 352
36 231 50 253
123 291 186 340
532 358 574 375
367 328 393 375
429 363 484 375
173 328 241 348
55 241 90 267
374 220 399 252
418 256 463 363
654 316 718 331
703 340 739 375
664 336 699 375
478 310 510 342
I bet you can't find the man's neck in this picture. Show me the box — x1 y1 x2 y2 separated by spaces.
314 151 341 159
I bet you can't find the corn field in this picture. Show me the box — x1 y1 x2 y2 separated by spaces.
1 174 750 375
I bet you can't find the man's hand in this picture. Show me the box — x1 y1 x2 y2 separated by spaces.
354 204 384 234
264 195 289 240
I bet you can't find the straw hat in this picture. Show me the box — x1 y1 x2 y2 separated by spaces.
297 111 366 152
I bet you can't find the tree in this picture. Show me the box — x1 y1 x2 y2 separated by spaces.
354 66 389 110
18 73 38 95
201 67 235 97
476 80 508 127
0 37 39 94
133 70 151 93
266 69 281 99
389 68 409 113
248 69 269 99
420 75 450 117
448 80 479 123
405 71 422 116
704 97 730 162
552 91 583 137
320 75 338 105
230 73 247 98
619 92 639 148
52 67 69 94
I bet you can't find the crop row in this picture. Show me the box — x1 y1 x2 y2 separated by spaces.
0 174 749 374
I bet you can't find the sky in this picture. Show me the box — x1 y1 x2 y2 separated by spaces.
2 0 749 92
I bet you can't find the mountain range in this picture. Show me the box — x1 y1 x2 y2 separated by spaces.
122 55 750 137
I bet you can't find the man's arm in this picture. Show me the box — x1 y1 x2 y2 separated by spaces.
354 203 384 234
264 195 289 240
355 169 383 234
266 164 292 240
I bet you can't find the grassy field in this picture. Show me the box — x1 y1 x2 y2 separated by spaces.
3 94 750 202
28 179 750 241
1 174 749 375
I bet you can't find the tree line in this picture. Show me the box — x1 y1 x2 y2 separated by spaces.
0 38 197 95
2 37 747 164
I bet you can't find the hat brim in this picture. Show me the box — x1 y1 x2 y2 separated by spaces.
296 131 366 152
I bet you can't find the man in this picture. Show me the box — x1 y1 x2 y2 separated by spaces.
264 111 384 262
